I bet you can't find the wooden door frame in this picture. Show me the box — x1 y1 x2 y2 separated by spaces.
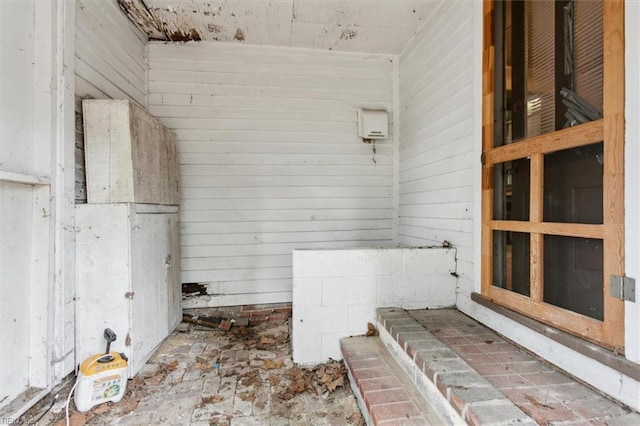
480 0 625 351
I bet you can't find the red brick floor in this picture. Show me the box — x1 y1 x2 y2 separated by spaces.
375 308 532 425
408 309 638 425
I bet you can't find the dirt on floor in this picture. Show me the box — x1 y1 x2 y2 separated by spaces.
22 316 365 426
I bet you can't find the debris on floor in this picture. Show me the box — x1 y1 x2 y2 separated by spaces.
276 360 347 401
22 314 365 425
365 322 378 337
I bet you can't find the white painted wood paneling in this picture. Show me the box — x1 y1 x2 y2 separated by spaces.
1 1 37 177
1 1 51 413
148 42 394 307
75 0 146 105
1 0 75 418
0 183 34 409
397 0 475 291
75 0 147 202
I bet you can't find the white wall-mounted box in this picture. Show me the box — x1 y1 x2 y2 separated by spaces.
83 100 179 205
357 109 388 139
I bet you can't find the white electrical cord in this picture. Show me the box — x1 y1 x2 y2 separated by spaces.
65 381 78 426
66 354 113 425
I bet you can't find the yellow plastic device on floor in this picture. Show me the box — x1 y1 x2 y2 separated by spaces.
74 329 128 412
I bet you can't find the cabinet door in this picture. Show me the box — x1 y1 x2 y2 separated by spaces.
130 212 171 375
76 204 132 372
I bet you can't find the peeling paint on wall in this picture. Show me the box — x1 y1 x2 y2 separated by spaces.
234 27 245 41
169 28 202 42
208 23 223 33
117 0 167 40
118 0 210 42
116 0 436 53
340 29 357 40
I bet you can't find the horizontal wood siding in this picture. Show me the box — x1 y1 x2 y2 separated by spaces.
398 0 476 289
148 42 394 307
75 0 147 202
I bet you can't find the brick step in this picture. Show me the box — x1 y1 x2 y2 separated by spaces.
341 334 531 426
368 308 535 425
360 307 640 426
341 336 454 425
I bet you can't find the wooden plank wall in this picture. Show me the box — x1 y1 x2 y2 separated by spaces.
1 1 41 406
147 42 395 307
74 0 147 203
397 0 476 291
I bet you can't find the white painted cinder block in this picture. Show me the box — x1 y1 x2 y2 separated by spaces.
377 275 457 310
293 250 349 278
292 247 457 365
375 276 398 306
349 249 403 276
428 275 458 306
292 278 322 307
322 332 349 361
322 276 377 307
376 275 426 307
349 305 376 335
403 248 456 275
292 304 349 366
291 317 322 366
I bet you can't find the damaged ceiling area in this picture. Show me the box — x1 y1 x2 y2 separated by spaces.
118 0 435 54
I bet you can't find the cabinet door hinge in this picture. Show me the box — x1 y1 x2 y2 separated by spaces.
610 275 636 302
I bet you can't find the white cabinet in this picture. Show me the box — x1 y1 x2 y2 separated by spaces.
76 203 180 378
78 99 181 378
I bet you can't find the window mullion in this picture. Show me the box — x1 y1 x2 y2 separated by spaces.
530 153 544 302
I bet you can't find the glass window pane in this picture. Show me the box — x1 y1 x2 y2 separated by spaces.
524 0 555 139
493 158 530 221
493 230 530 297
543 235 603 320
498 0 603 147
574 1 603 116
543 142 603 224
